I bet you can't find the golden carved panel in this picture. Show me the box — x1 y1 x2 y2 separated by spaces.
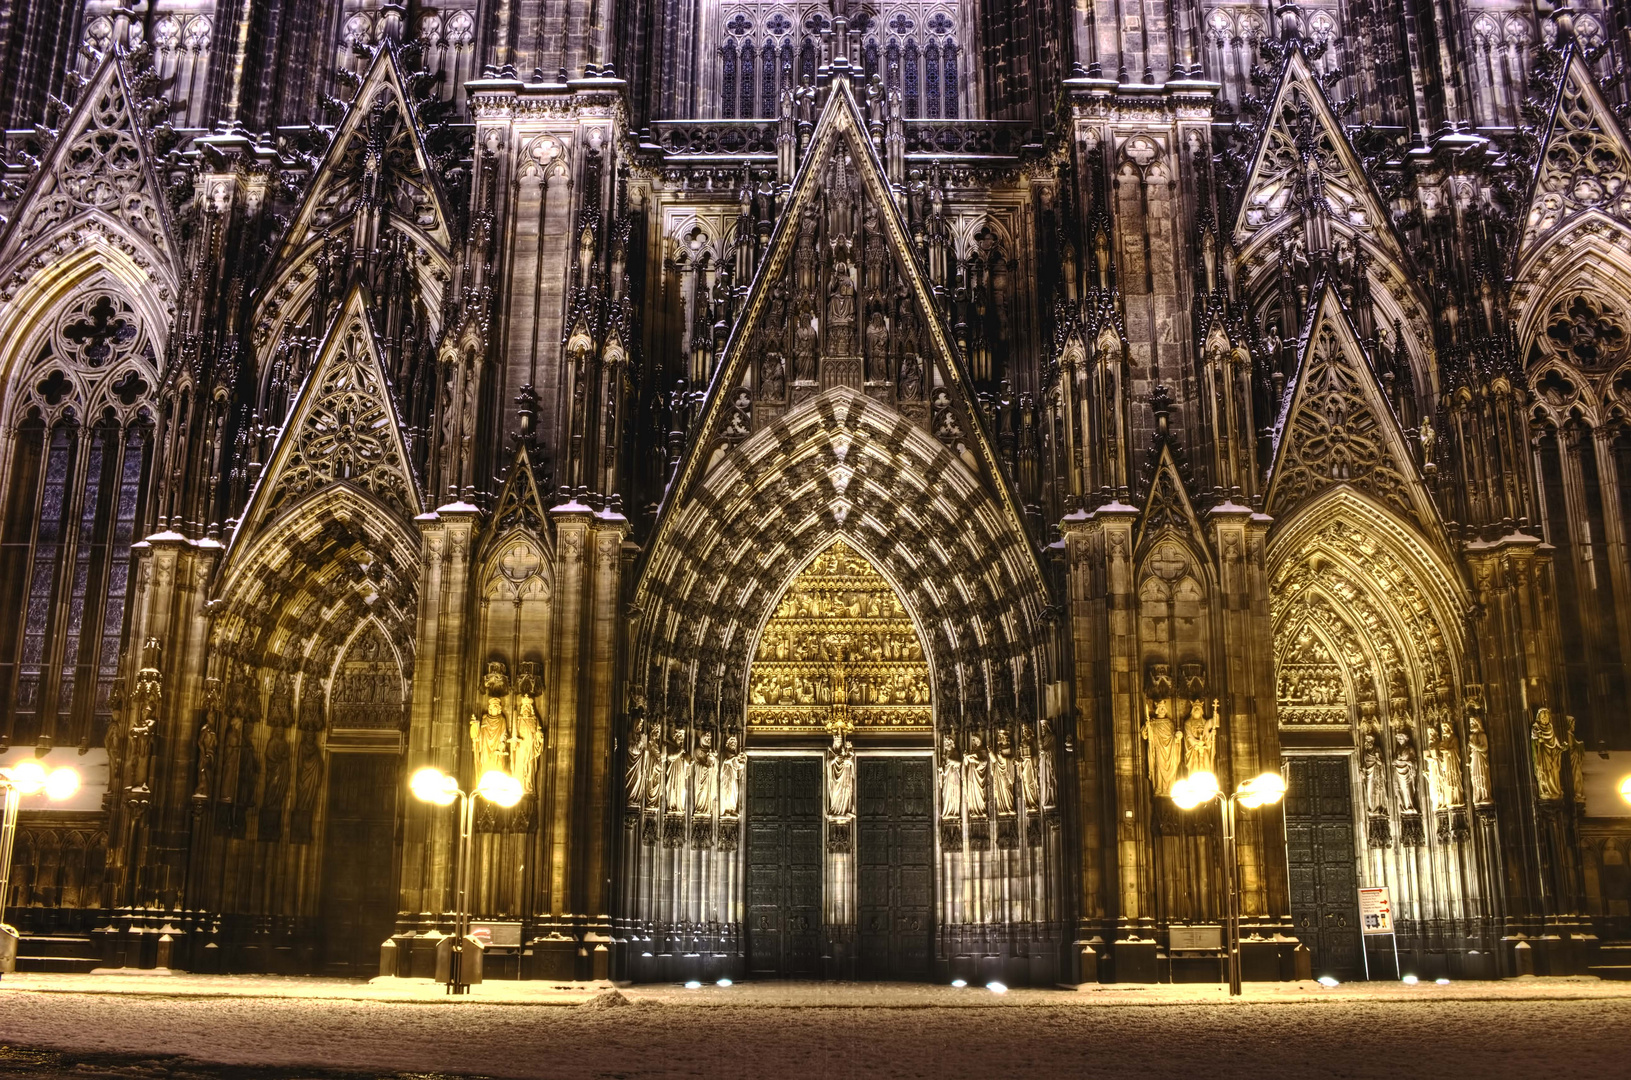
748 540 932 735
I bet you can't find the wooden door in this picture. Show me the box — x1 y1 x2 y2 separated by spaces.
317 753 399 975
746 756 823 977
857 756 933 979
1286 755 1362 979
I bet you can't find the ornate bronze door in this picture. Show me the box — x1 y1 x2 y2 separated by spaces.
318 753 399 974
746 756 823 977
857 757 933 979
1286 755 1362 979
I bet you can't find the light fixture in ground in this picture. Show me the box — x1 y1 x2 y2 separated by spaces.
951 979 967 988
986 981 1007 994
1317 976 1339 988
716 978 732 987
1402 974 1419 985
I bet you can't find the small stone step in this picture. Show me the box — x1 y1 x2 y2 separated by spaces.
15 954 101 974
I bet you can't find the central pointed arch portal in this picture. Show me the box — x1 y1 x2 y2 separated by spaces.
620 387 1064 984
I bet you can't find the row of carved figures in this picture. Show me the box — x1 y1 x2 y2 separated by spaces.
625 717 747 849
936 724 1059 851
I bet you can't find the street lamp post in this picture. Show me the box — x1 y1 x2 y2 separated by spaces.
1172 769 1286 997
410 766 522 994
0 760 81 977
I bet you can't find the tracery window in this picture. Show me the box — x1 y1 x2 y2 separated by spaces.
712 5 968 119
0 289 156 751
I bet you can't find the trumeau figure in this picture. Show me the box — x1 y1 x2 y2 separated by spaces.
827 730 856 820
1183 699 1220 776
991 728 1017 816
1531 707 1565 802
1392 729 1420 813
1017 728 1041 812
1361 732 1389 814
718 733 745 819
1467 715 1494 806
664 726 690 814
963 732 989 819
939 732 963 820
1142 698 1184 797
692 729 719 818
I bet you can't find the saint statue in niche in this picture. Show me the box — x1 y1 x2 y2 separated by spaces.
510 686 542 794
1392 729 1420 813
469 692 510 776
1182 699 1220 776
1432 718 1465 810
643 722 666 812
962 732 989 820
1141 698 1184 797
664 727 691 815
1039 718 1058 809
1531 707 1564 802
939 732 963 820
827 730 856 820
1361 732 1388 814
1018 727 1041 812
1565 714 1586 806
718 733 745 820
1466 716 1493 805
692 729 720 819
991 728 1017 816
626 715 648 808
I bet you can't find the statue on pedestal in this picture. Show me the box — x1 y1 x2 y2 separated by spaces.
469 663 511 777
718 733 745 820
1467 715 1493 806
826 729 856 820
1392 729 1419 813
510 681 542 794
1183 698 1220 776
1142 698 1183 797
962 732 989 820
991 728 1017 816
1565 714 1587 807
1531 707 1564 802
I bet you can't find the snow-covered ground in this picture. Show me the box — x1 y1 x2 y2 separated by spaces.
0 975 1627 1078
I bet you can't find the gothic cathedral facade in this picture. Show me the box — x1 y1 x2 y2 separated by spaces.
1 0 1628 983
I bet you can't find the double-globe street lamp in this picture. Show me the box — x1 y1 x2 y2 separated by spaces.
0 760 80 976
1171 768 1287 996
410 766 523 994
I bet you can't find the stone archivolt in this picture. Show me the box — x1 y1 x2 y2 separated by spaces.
748 539 932 735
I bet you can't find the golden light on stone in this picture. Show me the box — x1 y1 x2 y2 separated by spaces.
477 769 524 808
748 539 931 736
1171 770 1219 810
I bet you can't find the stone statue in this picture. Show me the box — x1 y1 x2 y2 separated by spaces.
664 726 690 814
469 693 509 777
1141 698 1184 797
899 351 924 400
991 728 1017 816
1531 707 1564 802
643 721 666 811
827 731 856 819
294 730 323 818
793 304 818 381
1467 715 1493 805
103 709 124 792
194 713 219 800
718 733 745 819
1183 698 1220 776
963 732 989 819
625 716 647 808
1361 732 1388 814
510 688 542 794
1017 728 1041 812
263 732 292 815
827 259 857 354
1565 714 1586 806
1039 718 1057 809
220 714 243 805
692 729 719 818
1434 719 1465 809
865 310 889 380
1392 729 1419 813
761 351 786 399
939 733 963 819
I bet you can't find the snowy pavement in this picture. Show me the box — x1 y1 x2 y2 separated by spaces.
0 975 1627 1078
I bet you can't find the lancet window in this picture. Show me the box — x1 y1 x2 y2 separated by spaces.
713 5 966 119
0 289 156 751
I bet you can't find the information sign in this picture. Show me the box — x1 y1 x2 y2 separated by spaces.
1357 886 1392 936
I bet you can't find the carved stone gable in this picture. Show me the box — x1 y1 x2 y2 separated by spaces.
1267 287 1432 528
1137 447 1201 552
237 286 422 539
490 444 550 535
0 53 176 271
1518 49 1631 265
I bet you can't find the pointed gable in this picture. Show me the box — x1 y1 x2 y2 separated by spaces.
656 75 1034 560
1137 446 1204 552
1231 49 1404 270
1515 47 1631 273
233 286 422 547
0 52 178 276
274 47 454 267
1266 284 1440 534
489 443 551 537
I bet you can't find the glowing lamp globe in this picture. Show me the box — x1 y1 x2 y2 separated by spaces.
1620 774 1631 806
1237 771 1286 809
411 766 459 806
45 766 80 801
1172 770 1219 810
6 759 48 796
477 770 524 808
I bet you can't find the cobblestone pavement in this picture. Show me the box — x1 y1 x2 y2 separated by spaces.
0 977 1627 1079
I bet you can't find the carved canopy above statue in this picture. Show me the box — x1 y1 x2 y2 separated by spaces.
747 539 931 736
